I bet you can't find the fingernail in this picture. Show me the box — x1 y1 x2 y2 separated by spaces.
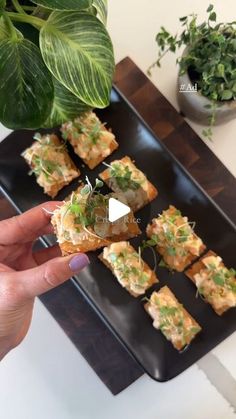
69 254 90 272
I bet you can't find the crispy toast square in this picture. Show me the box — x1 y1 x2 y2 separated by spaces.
22 133 80 198
61 112 119 169
99 241 158 297
146 205 206 271
186 250 236 315
99 156 157 212
144 286 201 350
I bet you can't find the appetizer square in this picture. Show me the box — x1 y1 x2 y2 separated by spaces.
146 205 206 271
99 241 158 297
99 156 158 212
61 111 119 169
186 250 236 315
22 133 80 198
144 286 201 350
51 183 141 255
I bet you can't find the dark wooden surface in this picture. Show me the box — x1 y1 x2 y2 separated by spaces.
0 57 235 395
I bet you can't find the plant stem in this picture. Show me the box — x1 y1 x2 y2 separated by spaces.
12 0 25 15
3 12 18 40
147 47 171 75
6 11 45 29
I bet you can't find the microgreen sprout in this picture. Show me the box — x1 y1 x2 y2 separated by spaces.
25 134 69 182
201 261 236 294
68 114 104 145
142 296 150 303
140 239 158 273
102 161 113 169
42 207 55 215
60 177 106 239
33 132 42 141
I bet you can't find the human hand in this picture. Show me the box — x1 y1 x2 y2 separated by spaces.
0 202 89 360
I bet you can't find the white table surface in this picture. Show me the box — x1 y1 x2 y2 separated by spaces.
1 1 236 418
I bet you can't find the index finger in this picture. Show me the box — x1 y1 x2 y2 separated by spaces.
0 201 62 245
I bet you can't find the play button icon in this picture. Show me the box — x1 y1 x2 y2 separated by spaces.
108 197 131 222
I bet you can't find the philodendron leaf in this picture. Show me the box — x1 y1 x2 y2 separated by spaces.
0 18 9 40
0 17 23 40
43 78 91 127
93 0 107 24
0 0 6 10
33 5 52 20
31 0 92 11
0 38 54 129
40 11 114 108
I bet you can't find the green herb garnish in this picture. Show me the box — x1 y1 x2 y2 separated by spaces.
110 163 141 191
190 326 201 334
200 260 236 295
108 247 151 288
159 306 178 317
142 235 159 249
89 119 103 144
65 178 105 230
212 273 225 286
167 247 177 256
71 116 103 144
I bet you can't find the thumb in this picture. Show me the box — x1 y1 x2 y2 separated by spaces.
9 253 90 299
0 263 15 273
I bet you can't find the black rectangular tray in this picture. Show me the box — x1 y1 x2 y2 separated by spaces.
0 86 235 382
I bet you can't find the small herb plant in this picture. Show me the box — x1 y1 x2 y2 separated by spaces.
0 0 114 129
148 4 236 139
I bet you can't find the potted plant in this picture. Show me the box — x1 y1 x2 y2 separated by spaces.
0 0 114 129
148 4 236 139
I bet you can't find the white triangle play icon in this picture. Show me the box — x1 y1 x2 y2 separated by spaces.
108 197 131 222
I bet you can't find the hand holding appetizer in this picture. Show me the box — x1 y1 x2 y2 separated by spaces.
145 286 201 350
0 202 89 361
186 250 236 315
61 112 119 169
22 133 80 198
99 156 158 212
99 241 158 297
51 180 141 255
146 206 206 271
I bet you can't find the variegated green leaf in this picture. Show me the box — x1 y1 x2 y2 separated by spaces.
0 0 6 10
44 78 91 127
40 11 114 108
0 38 54 129
32 5 52 20
87 5 97 17
0 17 8 40
31 0 92 11
93 0 107 24
0 17 23 40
